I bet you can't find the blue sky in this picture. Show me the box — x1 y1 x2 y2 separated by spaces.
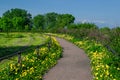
0 0 120 28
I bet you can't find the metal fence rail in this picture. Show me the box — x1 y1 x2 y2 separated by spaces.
0 38 51 64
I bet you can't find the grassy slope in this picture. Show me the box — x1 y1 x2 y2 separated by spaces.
0 32 45 47
0 32 46 70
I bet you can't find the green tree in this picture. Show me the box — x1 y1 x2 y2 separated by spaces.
57 14 75 28
100 27 110 34
45 12 58 29
0 17 3 31
12 17 25 31
0 17 12 35
78 23 98 29
33 14 45 30
2 8 32 31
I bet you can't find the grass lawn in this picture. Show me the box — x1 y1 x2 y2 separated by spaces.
0 32 46 57
0 32 46 70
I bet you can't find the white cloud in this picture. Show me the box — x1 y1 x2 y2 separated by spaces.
75 18 106 24
93 20 106 24
81 19 88 23
80 19 106 24
76 19 119 28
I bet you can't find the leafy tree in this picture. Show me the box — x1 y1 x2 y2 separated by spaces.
3 8 27 19
12 17 25 31
100 27 110 35
45 12 58 29
33 14 45 30
57 14 75 28
2 8 32 31
0 17 12 35
79 23 98 29
0 17 3 31
68 23 98 29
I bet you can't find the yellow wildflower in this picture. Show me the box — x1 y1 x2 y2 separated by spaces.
10 63 13 69
100 74 103 77
95 77 98 80
21 71 27 77
117 68 120 70
95 73 98 76
30 67 34 74
106 70 109 76
15 78 19 80
106 64 109 69
22 64 25 67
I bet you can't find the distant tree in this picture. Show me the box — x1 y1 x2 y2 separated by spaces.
57 14 75 28
45 12 58 29
79 23 98 29
0 17 12 35
100 27 110 34
68 23 98 29
33 14 45 30
0 17 3 31
2 8 32 31
12 17 25 31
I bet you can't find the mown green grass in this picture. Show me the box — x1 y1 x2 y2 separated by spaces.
0 32 46 70
0 32 46 57
0 32 45 47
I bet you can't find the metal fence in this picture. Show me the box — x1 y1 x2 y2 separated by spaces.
0 38 51 64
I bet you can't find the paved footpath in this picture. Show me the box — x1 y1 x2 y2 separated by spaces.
44 38 92 80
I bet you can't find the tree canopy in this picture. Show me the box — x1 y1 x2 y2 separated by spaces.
0 8 32 31
1 8 119 33
33 14 45 30
0 9 76 32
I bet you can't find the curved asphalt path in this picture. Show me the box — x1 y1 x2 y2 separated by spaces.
44 38 92 80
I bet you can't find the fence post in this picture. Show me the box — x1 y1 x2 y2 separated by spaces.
18 51 21 64
48 35 51 51
36 46 40 58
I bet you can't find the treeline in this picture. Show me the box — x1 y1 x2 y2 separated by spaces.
0 8 120 55
0 8 75 32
